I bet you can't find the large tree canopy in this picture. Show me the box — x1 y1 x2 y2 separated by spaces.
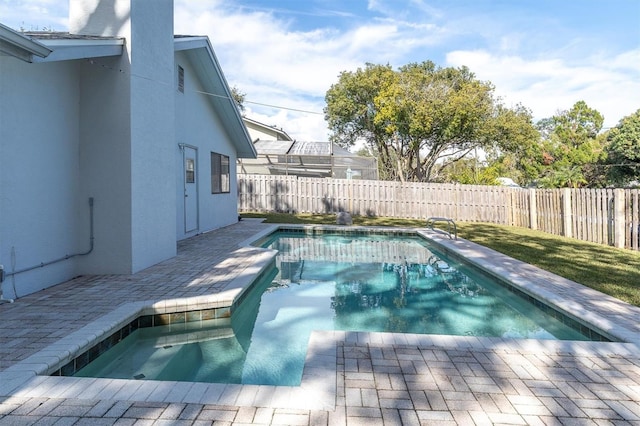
324 61 538 182
536 101 605 188
605 109 640 186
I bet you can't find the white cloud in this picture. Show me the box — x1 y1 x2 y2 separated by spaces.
173 2 340 140
172 1 462 141
176 3 340 91
0 0 67 30
446 49 640 128
246 107 328 142
3 0 637 138
174 2 414 141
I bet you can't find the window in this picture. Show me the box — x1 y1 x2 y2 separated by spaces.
177 65 184 93
185 158 195 183
211 152 230 193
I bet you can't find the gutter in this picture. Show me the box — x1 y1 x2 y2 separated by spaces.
0 23 52 62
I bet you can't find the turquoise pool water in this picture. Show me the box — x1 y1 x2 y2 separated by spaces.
74 231 600 386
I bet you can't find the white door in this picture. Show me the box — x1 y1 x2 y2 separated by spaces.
182 145 199 233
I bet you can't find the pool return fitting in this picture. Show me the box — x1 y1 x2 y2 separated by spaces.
0 197 95 303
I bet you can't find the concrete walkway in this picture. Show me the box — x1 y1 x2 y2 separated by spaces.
1 219 639 425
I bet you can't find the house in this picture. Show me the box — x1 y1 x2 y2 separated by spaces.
0 0 256 300
243 117 292 142
238 117 378 180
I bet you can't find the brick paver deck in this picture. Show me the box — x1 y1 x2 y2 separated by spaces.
1 219 639 425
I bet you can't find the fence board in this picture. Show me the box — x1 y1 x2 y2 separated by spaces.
628 189 640 250
238 175 639 251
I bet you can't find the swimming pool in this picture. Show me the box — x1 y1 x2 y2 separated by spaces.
68 229 610 386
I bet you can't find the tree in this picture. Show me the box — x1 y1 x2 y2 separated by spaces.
540 165 587 188
439 156 501 185
230 86 246 112
485 104 543 185
604 109 640 186
536 101 605 188
324 61 539 182
324 63 396 179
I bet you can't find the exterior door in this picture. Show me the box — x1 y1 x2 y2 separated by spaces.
182 145 199 233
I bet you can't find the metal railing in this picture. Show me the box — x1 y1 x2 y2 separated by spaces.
426 217 457 239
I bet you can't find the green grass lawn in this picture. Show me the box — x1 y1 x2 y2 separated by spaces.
241 212 640 307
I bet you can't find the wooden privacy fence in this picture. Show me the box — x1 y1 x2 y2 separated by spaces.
238 175 640 251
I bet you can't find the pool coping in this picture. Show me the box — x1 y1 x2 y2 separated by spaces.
417 229 640 347
1 223 639 411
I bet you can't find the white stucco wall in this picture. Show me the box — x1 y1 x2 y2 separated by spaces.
75 55 133 275
69 0 131 36
244 120 291 142
246 122 279 141
0 59 85 298
0 0 243 298
175 51 240 241
0 0 178 298
71 0 177 273
128 0 177 271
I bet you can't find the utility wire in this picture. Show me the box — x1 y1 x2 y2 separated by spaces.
85 59 628 133
87 58 324 115
243 99 324 115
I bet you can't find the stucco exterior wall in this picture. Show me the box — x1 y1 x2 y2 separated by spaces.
71 0 177 274
246 122 278 141
175 51 240 241
1 0 245 298
128 0 177 271
76 55 133 275
0 59 85 298
244 120 291 142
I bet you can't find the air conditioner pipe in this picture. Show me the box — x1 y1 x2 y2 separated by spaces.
0 198 95 300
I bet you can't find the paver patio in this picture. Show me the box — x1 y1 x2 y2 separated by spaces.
1 219 639 425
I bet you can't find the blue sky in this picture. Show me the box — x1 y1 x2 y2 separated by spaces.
2 0 639 141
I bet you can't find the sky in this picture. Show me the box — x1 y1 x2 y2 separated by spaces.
2 0 639 142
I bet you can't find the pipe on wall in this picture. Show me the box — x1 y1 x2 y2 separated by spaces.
0 197 95 301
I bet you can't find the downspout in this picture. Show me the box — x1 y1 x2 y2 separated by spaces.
0 197 95 302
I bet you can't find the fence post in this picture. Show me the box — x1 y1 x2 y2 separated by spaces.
613 188 625 248
529 188 537 230
562 188 572 238
292 176 298 213
506 188 516 226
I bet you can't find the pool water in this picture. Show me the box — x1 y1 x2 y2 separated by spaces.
74 231 596 386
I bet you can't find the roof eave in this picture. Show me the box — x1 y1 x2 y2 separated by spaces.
0 23 52 62
176 37 256 159
33 38 124 62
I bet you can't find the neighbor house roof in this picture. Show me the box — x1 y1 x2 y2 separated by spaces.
253 140 336 156
253 139 295 155
245 139 377 178
243 117 293 142
0 23 52 62
252 140 367 158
